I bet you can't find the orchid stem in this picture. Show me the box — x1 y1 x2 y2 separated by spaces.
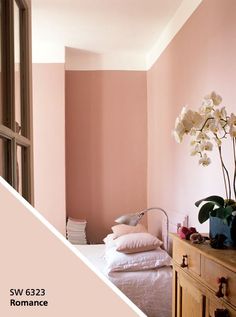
233 137 236 200
218 146 230 200
200 117 214 132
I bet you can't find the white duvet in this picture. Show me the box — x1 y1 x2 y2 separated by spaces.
75 244 172 317
105 245 172 273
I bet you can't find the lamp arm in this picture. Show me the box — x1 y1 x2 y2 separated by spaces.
139 207 169 251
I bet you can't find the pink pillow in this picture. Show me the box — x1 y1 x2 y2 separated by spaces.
115 232 163 254
111 224 147 238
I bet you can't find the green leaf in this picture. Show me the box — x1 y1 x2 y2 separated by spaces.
227 216 232 226
198 202 215 224
210 209 217 217
215 206 233 219
195 195 224 208
223 218 228 225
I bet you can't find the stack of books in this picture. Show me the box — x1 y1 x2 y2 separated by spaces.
66 218 87 244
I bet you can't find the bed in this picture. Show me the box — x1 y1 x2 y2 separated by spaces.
75 243 172 317
73 212 188 317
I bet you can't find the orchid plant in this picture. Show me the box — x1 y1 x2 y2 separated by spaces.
173 92 236 225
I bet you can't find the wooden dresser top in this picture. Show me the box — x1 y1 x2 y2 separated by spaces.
170 233 236 273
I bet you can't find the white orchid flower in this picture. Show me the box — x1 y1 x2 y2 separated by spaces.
209 120 222 134
173 108 203 143
200 141 213 152
204 91 222 106
173 118 186 143
190 128 197 136
174 93 232 159
228 113 236 137
221 107 227 119
180 106 187 120
197 132 210 140
213 107 227 122
191 149 198 156
200 102 214 115
203 97 214 106
191 143 201 156
182 109 203 131
228 113 236 124
230 126 236 137
199 153 211 166
210 91 222 106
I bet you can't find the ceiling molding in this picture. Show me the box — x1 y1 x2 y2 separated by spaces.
146 0 202 70
65 47 146 71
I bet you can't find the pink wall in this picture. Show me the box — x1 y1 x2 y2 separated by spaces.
0 178 141 317
33 63 66 235
147 0 236 232
66 71 147 243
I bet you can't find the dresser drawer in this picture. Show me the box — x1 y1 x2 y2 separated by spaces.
208 296 236 317
173 238 201 275
201 256 236 307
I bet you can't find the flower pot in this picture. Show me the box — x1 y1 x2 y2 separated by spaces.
210 216 236 247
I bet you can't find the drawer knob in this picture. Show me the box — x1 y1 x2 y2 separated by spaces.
214 308 229 317
215 277 227 298
180 255 188 268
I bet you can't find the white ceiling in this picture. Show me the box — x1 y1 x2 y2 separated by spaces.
31 0 202 69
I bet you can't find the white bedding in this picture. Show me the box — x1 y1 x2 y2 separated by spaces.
75 244 172 317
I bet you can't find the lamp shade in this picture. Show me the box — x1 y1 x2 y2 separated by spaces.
114 207 169 251
115 212 143 226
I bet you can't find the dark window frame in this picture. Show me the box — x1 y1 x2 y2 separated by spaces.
0 0 33 203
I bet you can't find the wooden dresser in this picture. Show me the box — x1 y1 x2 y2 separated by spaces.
171 233 236 317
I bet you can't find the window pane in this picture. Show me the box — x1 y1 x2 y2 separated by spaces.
14 1 22 135
16 144 30 200
16 144 23 195
0 137 11 181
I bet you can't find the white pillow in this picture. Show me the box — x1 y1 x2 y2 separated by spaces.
115 232 162 254
103 233 116 249
103 233 115 244
105 247 172 273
